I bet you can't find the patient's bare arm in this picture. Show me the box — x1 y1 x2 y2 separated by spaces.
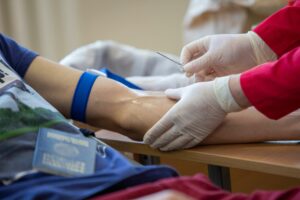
24 57 300 144
85 80 175 140
202 108 300 144
24 56 173 140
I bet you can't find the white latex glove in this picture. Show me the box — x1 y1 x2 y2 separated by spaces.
126 73 196 91
143 76 242 151
181 31 277 78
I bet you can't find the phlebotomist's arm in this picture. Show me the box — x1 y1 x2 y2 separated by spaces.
240 0 300 119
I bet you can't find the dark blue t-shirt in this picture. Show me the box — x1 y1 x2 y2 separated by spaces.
0 34 37 77
0 33 178 199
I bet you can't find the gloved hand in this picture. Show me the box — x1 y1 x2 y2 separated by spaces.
143 76 242 151
126 73 196 91
181 31 277 79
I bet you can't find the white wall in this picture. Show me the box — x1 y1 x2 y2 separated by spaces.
0 0 189 61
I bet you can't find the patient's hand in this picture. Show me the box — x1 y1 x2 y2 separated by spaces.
117 92 175 140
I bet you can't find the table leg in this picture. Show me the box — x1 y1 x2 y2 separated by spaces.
208 165 231 191
134 154 160 165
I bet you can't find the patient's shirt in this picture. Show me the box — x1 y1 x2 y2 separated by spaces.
0 34 177 199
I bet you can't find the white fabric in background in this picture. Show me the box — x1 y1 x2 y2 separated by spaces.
60 40 180 77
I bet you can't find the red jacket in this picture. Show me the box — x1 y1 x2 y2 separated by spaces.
240 0 300 119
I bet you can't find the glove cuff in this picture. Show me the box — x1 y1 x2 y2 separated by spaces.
247 31 277 65
213 76 242 113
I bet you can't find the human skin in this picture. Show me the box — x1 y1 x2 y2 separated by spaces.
203 107 300 144
25 56 300 145
24 56 175 140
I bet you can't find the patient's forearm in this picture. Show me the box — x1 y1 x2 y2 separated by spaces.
202 108 300 144
86 85 174 139
24 57 173 138
84 77 169 136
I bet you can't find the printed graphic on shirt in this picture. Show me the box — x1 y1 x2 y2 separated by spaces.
0 60 28 92
0 59 69 141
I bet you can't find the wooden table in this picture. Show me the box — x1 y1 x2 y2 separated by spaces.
96 130 300 191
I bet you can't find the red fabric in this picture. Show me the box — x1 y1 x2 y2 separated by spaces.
253 1 300 57
241 0 300 119
241 47 300 119
92 174 244 200
92 173 300 200
289 0 300 6
288 0 294 5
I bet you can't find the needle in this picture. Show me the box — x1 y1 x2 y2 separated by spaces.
156 52 184 72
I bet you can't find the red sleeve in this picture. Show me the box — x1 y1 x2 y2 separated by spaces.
253 0 300 57
241 47 300 119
